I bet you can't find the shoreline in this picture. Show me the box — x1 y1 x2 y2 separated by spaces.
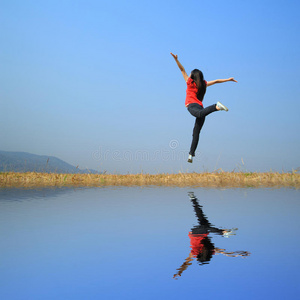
0 171 299 189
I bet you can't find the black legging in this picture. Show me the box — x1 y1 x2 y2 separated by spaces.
187 103 217 156
190 196 223 235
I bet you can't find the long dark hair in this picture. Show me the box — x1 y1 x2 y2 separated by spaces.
190 69 206 102
196 237 214 265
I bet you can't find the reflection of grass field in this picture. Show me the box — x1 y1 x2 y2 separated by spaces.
1 172 299 188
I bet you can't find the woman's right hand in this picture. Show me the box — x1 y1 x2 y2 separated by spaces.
228 77 238 83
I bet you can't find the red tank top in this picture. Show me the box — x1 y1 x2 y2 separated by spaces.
185 77 207 107
188 232 209 256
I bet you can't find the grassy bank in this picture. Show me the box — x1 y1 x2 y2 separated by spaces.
0 171 299 188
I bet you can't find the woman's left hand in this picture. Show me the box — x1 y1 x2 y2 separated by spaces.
170 52 178 60
229 77 238 83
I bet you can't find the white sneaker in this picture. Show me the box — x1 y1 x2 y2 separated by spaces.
223 228 238 238
188 154 193 163
188 192 196 199
216 101 229 111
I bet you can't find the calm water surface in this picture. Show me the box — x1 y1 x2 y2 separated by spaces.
1 187 299 300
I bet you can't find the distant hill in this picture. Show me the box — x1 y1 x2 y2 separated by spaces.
0 151 99 174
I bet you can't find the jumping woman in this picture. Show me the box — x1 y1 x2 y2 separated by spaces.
170 53 237 163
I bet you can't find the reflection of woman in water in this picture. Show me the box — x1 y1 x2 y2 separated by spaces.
173 192 250 279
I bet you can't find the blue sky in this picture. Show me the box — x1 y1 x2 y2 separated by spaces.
1 0 299 173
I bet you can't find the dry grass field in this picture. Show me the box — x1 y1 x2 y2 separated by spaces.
1 171 299 189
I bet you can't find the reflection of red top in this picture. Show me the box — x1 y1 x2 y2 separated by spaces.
185 77 207 107
189 232 209 256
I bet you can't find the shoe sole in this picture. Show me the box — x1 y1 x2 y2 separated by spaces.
217 102 229 111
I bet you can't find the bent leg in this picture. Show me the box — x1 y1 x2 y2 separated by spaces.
189 117 205 156
188 103 217 119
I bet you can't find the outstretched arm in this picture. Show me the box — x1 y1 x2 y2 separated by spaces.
215 248 250 257
173 252 193 279
170 52 189 82
207 78 237 87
